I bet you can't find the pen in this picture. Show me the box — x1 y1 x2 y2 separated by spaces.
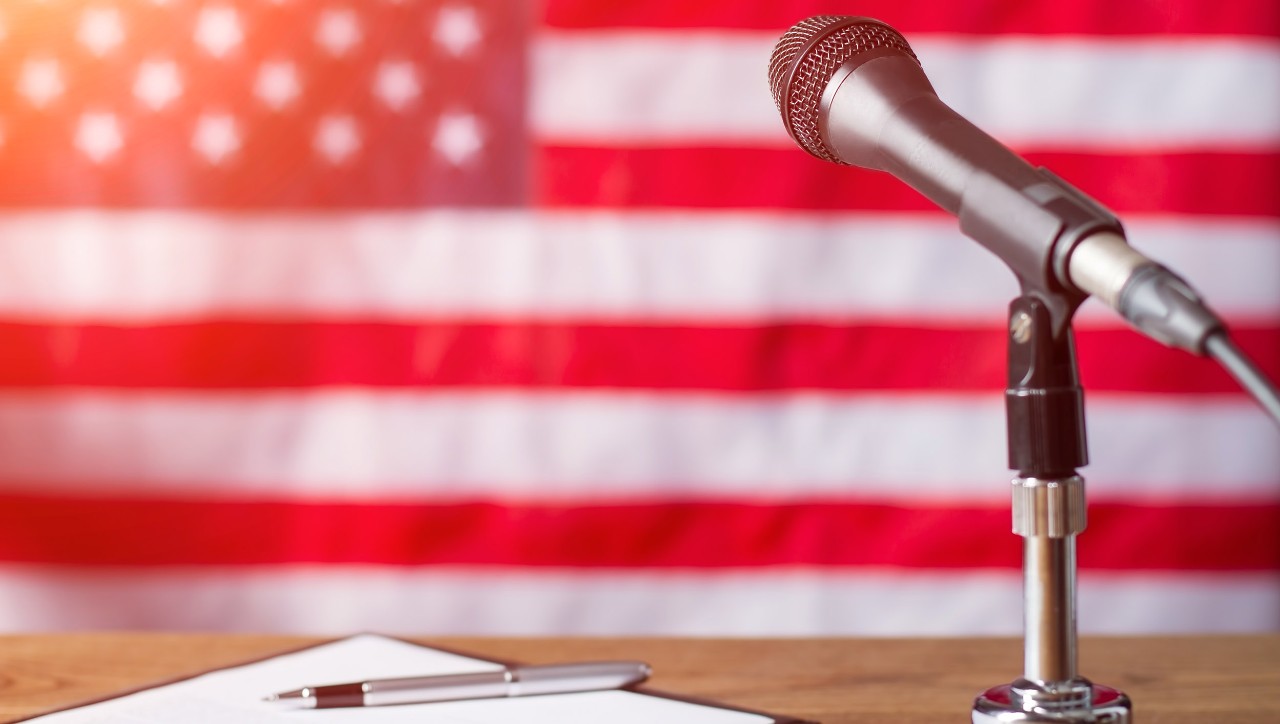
264 660 652 709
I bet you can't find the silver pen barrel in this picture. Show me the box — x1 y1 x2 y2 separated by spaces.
362 670 512 706
510 661 652 697
342 660 650 707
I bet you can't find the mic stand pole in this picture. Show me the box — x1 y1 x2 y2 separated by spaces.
972 295 1132 723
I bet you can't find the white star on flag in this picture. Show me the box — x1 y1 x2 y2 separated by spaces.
194 6 243 58
314 114 361 164
134 60 183 111
432 110 484 165
18 58 65 108
433 5 482 57
75 112 124 163
255 61 302 110
316 9 362 57
77 7 126 56
373 60 421 112
192 113 242 165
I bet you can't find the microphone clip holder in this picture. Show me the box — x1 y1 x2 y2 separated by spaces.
971 295 1133 723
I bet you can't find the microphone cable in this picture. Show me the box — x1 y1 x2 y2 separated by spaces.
1204 332 1280 428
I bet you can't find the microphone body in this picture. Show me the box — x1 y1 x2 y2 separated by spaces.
770 16 1223 352
822 50 1030 215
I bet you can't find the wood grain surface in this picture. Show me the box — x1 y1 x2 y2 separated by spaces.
0 634 1275 723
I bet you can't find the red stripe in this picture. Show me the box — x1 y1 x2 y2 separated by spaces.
536 147 1280 218
0 493 1273 570
542 0 1280 36
0 321 1274 395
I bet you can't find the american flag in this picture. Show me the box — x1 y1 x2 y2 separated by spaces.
0 0 1276 635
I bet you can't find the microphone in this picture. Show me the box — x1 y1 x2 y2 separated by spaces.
768 15 1222 354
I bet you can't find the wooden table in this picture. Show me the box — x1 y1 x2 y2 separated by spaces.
0 634 1275 722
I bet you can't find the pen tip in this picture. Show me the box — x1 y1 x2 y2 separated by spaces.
263 689 312 708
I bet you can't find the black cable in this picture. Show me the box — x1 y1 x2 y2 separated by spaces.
1204 331 1280 428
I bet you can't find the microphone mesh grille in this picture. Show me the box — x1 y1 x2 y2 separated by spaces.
768 16 918 163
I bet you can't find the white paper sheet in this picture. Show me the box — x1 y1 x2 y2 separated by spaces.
24 634 776 724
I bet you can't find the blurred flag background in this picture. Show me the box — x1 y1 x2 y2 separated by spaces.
0 0 1276 635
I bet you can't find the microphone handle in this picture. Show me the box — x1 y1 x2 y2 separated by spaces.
823 52 1121 311
823 53 1037 215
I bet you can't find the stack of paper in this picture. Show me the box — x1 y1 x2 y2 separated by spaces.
20 634 803 723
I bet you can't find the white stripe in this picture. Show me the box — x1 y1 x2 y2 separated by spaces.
0 211 1273 323
533 32 1280 148
0 565 1273 635
0 391 1273 502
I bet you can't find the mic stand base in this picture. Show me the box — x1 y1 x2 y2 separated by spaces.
969 477 1132 722
973 681 1132 723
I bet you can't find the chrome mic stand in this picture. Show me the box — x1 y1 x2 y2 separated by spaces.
972 296 1132 723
